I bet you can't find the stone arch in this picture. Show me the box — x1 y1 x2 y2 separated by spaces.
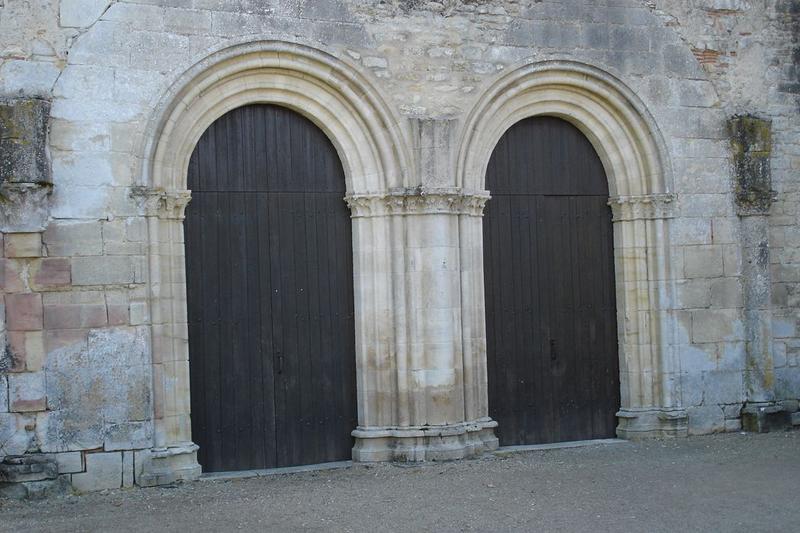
133 41 412 484
142 40 412 194
457 60 686 440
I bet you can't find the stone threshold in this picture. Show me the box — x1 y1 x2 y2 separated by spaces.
494 438 629 455
199 460 353 482
199 439 628 482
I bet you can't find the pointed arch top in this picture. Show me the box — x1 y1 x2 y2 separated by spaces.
139 40 412 195
457 59 672 199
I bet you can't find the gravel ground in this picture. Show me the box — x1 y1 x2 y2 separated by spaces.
2 431 798 533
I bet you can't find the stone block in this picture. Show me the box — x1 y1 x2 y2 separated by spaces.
4 233 42 258
105 290 130 326
691 309 744 343
44 303 107 330
741 404 791 433
792 412 800 426
7 331 45 372
1 259 25 293
44 329 88 354
687 405 725 435
683 245 724 278
8 372 46 412
43 221 103 256
0 413 33 456
104 421 153 451
676 279 711 308
71 255 137 285
5 293 43 331
30 258 71 289
59 0 112 28
4 180 50 231
54 452 84 474
0 455 57 483
129 301 150 325
0 99 50 184
123 451 134 488
710 277 743 308
71 452 123 493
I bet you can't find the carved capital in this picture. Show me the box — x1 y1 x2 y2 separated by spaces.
345 189 490 218
0 182 52 232
608 193 675 222
131 188 192 220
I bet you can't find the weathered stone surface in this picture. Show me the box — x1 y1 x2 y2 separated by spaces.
71 451 122 493
0 375 8 413
71 255 140 285
53 451 83 474
0 454 57 483
0 183 53 233
7 331 45 372
40 327 151 453
4 233 42 258
0 99 50 185
5 293 43 331
0 413 34 457
728 115 773 216
0 0 798 493
59 0 112 29
8 372 47 413
43 221 103 257
30 258 71 289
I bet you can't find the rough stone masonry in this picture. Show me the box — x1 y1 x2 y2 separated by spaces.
0 0 799 498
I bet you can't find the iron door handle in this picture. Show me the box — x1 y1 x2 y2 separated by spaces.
277 354 284 374
550 339 557 361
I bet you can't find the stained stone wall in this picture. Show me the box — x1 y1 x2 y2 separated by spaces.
0 0 798 496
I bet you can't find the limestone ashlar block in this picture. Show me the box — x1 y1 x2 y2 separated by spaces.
30 258 71 289
683 244 724 278
0 258 25 293
53 451 83 474
70 452 123 493
8 372 46 412
43 221 103 257
5 293 43 331
3 232 42 258
43 304 108 330
43 291 107 330
71 255 138 285
6 331 44 372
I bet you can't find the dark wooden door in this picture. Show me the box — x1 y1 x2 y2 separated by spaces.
484 116 620 446
185 104 357 472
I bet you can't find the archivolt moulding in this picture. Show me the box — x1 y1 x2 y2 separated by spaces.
457 60 684 438
140 40 413 195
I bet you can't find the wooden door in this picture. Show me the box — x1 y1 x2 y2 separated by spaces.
185 104 357 472
483 116 620 446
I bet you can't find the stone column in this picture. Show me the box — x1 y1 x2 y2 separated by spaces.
610 194 689 438
727 116 791 431
347 190 498 461
133 188 201 486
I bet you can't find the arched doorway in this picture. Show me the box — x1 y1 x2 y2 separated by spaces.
184 103 357 472
483 116 620 446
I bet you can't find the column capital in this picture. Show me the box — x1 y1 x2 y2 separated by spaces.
608 193 676 222
345 188 490 218
131 187 192 220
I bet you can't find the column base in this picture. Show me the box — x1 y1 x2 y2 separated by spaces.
616 408 688 439
352 418 499 462
136 442 201 487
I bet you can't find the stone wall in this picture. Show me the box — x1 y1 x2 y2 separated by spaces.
0 0 798 496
